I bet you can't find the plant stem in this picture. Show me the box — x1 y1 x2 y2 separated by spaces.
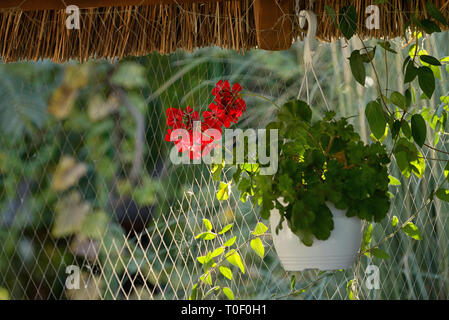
241 93 281 110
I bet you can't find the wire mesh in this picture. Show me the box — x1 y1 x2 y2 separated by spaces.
0 21 449 300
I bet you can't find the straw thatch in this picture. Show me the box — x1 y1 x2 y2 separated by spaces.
1 0 449 62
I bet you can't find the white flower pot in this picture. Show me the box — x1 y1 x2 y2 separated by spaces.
269 202 363 271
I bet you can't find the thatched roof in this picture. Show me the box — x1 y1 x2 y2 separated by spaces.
1 0 449 62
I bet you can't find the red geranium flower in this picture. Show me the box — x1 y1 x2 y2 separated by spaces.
165 80 246 160
202 103 226 131
211 80 246 127
165 106 199 142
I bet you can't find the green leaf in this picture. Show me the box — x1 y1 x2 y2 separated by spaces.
252 222 268 236
392 216 399 228
226 250 245 274
349 50 366 86
425 2 448 26
218 223 233 235
278 100 312 124
402 222 422 240
339 5 358 40
223 236 237 247
419 55 442 66
197 255 209 264
346 280 356 300
389 175 401 186
211 247 224 257
250 237 265 258
241 163 260 173
405 88 412 108
290 275 296 291
390 91 406 110
211 163 223 181
361 223 373 256
360 48 376 63
391 120 401 139
195 232 216 240
200 273 212 285
203 218 213 231
189 284 198 300
436 188 449 202
222 287 235 300
216 182 230 201
219 266 233 280
401 121 412 139
404 61 418 83
365 101 386 139
411 114 427 147
420 18 442 34
370 248 390 260
417 66 435 98
410 150 426 178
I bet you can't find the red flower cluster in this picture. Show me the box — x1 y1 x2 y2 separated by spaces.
165 80 246 159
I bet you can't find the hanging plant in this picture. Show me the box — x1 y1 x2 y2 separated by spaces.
217 100 391 246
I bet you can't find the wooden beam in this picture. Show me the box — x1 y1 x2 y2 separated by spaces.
254 0 293 51
0 0 225 11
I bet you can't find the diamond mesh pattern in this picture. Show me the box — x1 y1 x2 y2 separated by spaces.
1 30 449 300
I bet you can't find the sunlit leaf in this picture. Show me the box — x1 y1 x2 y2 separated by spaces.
211 247 224 258
218 223 233 235
219 266 232 280
252 222 268 236
402 222 422 240
222 287 235 300
189 284 198 300
216 182 230 201
200 273 212 285
346 280 356 300
361 223 373 256
250 237 265 258
290 275 296 291
223 236 236 247
392 216 399 228
388 175 401 186
195 232 216 240
226 250 245 273
203 218 213 231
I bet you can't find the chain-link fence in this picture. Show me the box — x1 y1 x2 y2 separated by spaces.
1 25 449 300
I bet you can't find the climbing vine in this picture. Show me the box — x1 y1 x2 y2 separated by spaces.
326 2 449 299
